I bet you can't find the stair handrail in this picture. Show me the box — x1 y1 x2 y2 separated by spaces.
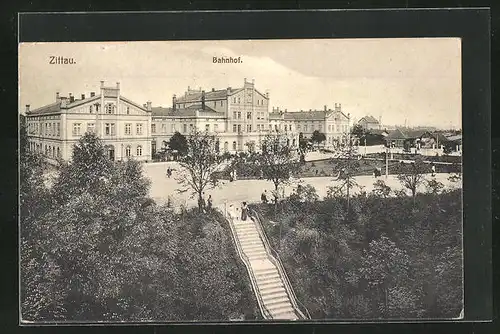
220 203 272 320
250 208 311 320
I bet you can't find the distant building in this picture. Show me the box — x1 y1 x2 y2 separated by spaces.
24 81 153 163
357 115 381 130
269 104 350 149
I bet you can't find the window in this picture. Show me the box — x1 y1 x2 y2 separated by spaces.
170 124 175 133
205 124 210 132
233 124 237 132
183 124 187 133
247 124 252 132
152 124 156 133
214 124 219 132
105 123 111 135
220 101 223 107
189 124 193 132
275 125 278 131
72 123 81 136
136 145 142 156
233 98 236 103
224 141 229 152
233 112 237 119
126 107 130 114
238 97 240 103
126 146 131 157
89 105 93 113
237 112 241 119
247 112 252 120
136 123 143 135
237 124 241 133
269 124 272 130
125 123 131 135
232 141 237 150
319 125 323 132
304 125 308 131
95 104 100 112
87 123 95 133
48 123 52 136
56 123 60 136
105 103 114 114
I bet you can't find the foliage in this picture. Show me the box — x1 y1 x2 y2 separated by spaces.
256 134 301 203
425 179 445 195
395 157 428 201
20 133 257 321
289 183 320 203
372 179 392 198
311 130 326 149
255 188 463 319
176 130 224 210
167 131 188 157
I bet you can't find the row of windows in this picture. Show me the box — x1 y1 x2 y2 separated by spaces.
29 142 61 158
231 111 266 120
230 97 266 105
86 103 132 115
28 122 60 137
71 122 144 136
124 145 143 157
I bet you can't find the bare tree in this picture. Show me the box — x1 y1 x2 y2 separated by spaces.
330 133 361 213
396 157 428 203
176 130 224 211
256 133 300 207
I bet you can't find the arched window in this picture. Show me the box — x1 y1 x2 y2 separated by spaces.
126 146 131 157
57 147 60 157
136 145 142 156
232 141 237 150
224 141 229 152
52 146 55 157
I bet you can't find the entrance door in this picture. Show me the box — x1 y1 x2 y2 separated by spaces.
108 146 115 161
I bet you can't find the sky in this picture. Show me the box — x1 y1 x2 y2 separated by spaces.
19 38 461 129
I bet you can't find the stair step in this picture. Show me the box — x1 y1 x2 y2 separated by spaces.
260 285 286 295
258 279 282 288
268 303 294 313
262 291 289 303
245 250 267 257
256 276 281 285
255 270 279 279
265 296 291 307
236 231 259 238
255 267 278 274
271 310 297 320
241 244 264 251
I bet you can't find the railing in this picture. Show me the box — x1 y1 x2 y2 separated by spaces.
250 208 312 320
220 203 272 320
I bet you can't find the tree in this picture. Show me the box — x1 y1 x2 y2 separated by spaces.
167 131 188 159
396 157 428 203
372 179 392 198
329 133 360 214
298 132 310 152
351 123 366 139
360 236 412 317
176 130 224 211
311 130 326 150
257 134 300 206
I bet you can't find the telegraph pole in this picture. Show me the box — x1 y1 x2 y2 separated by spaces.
385 146 389 178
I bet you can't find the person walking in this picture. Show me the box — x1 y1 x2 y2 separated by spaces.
431 162 436 177
241 202 248 221
261 190 268 204
207 195 213 210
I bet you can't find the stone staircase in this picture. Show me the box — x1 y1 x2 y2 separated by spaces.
229 206 299 320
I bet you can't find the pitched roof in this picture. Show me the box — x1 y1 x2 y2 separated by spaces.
385 128 408 140
359 115 379 124
175 88 243 103
151 104 224 118
446 134 462 142
26 94 147 115
369 129 389 136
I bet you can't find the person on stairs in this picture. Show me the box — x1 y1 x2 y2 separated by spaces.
241 202 248 221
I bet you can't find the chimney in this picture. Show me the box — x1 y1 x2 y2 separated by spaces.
309 109 312 112
146 101 152 111
81 94 85 100
324 105 327 111
56 92 60 102
116 82 120 90
266 92 269 99
90 92 95 97
188 86 190 90
244 78 247 83
201 90 206 110
69 93 74 103
227 87 231 94
285 109 287 113
252 78 255 84
172 94 177 110
100 81 104 88
25 104 30 113
212 88 215 92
